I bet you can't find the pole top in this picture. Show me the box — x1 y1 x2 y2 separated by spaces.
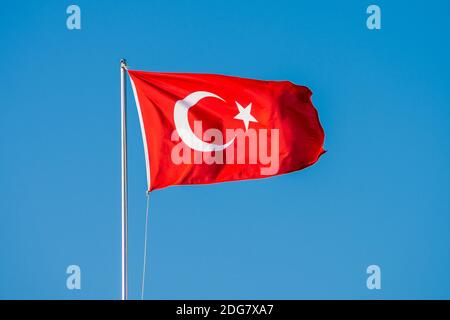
120 59 128 69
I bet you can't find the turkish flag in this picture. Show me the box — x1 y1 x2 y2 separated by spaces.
128 70 325 191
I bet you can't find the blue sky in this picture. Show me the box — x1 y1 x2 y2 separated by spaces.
1 0 449 299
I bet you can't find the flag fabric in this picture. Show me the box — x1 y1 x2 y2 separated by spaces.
128 70 325 191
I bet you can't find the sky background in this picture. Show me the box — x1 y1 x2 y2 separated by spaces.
1 0 449 299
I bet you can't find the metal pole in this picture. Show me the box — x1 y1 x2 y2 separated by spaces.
120 58 128 300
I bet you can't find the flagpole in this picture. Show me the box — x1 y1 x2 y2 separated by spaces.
120 58 128 300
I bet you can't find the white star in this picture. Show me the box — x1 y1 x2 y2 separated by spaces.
233 102 258 130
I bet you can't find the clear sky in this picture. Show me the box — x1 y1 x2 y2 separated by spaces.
1 0 449 299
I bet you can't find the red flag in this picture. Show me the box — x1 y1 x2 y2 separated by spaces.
128 70 325 191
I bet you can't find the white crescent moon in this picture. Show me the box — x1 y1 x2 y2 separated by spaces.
174 91 236 152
